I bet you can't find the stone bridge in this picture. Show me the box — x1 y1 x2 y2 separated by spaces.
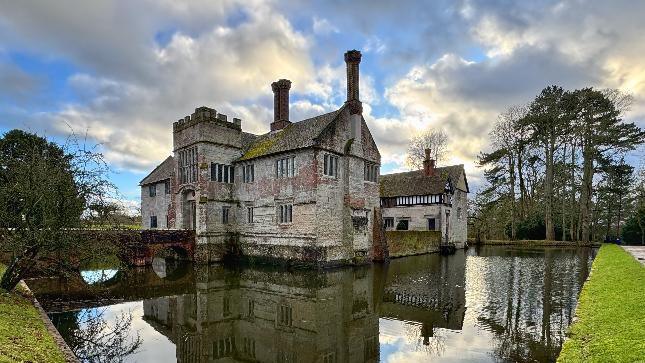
118 230 196 267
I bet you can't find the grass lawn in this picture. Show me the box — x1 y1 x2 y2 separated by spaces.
558 244 645 362
0 264 67 363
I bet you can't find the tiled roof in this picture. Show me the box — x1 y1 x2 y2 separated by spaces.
140 156 173 186
238 108 342 161
379 165 467 197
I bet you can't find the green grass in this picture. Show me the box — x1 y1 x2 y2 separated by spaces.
0 264 67 363
558 244 645 362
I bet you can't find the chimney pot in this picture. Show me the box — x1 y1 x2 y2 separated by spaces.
423 149 436 176
344 50 362 114
271 79 292 131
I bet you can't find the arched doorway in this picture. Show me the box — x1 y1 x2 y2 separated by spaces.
182 190 196 230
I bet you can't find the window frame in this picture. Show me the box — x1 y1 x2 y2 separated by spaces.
178 146 198 184
275 156 296 178
164 179 171 194
150 216 158 229
211 163 234 184
278 204 293 224
247 206 254 223
364 162 379 183
383 217 394 229
242 164 255 183
222 206 230 224
323 153 339 178
148 184 156 197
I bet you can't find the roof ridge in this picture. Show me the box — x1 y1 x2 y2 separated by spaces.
139 155 173 185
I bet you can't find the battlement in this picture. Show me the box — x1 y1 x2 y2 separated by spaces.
173 106 242 133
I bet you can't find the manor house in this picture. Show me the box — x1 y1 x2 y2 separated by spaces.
379 150 469 248
140 50 382 265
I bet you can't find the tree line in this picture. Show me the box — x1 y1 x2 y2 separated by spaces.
472 86 644 244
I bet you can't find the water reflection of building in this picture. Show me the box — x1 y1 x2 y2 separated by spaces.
379 252 467 344
143 265 380 362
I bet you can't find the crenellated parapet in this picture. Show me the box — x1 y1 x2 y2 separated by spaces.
172 106 242 133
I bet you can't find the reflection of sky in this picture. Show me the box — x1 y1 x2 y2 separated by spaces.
80 269 118 285
84 302 176 363
379 318 494 363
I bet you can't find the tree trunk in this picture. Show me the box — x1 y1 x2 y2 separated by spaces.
606 202 612 240
579 142 594 243
509 155 517 240
518 147 527 219
616 190 622 239
570 141 577 241
0 246 39 292
545 137 556 240
562 144 567 241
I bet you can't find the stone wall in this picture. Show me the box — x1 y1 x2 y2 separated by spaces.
141 180 171 229
385 230 441 258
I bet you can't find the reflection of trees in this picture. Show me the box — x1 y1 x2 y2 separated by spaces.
403 322 447 357
474 248 594 363
53 308 141 363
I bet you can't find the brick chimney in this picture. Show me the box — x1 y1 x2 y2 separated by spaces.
423 148 436 177
270 79 291 132
344 49 363 115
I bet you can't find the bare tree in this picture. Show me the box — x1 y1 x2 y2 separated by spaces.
63 308 142 363
406 129 449 170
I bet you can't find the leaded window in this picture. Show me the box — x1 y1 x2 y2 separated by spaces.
178 146 198 184
242 164 255 183
364 162 378 182
276 156 296 178
323 154 339 177
211 163 234 183
278 204 293 224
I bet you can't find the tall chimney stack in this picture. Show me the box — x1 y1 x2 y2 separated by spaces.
271 79 291 132
423 148 436 177
344 49 362 115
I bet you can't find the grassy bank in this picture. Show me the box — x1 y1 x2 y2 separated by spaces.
0 264 67 362
557 244 645 362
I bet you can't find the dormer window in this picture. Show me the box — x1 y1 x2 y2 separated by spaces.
445 179 453 193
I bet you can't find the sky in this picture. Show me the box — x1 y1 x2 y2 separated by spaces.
1 0 644 210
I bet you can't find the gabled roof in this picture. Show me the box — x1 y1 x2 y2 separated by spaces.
140 156 173 186
379 165 467 198
238 108 343 161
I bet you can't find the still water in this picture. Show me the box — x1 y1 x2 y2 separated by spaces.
29 246 595 363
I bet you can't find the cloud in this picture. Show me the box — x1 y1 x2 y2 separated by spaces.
0 62 41 103
364 36 387 54
1 0 645 192
312 16 338 35
0 1 317 172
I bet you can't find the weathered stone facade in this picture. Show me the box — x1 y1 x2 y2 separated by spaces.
140 50 381 265
379 152 469 249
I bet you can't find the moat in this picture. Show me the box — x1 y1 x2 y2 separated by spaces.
27 246 596 362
